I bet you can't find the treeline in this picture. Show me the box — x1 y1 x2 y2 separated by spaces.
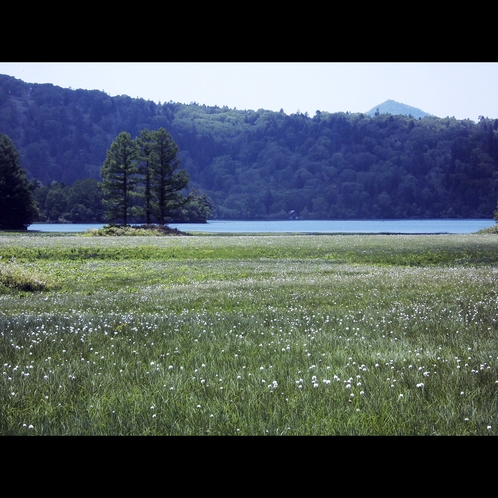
33 179 104 223
33 179 212 224
1 73 498 220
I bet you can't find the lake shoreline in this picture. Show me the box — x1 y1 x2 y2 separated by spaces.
27 219 496 235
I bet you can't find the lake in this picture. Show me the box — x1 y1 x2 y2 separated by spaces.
28 219 496 234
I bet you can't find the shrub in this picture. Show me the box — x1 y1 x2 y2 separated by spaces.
84 224 190 237
0 260 57 291
477 225 498 234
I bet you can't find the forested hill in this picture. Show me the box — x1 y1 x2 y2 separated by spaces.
1 73 498 220
366 100 433 120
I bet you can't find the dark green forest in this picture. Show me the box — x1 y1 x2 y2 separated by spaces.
1 73 497 222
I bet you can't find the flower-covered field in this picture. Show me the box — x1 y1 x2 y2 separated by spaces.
1 233 497 435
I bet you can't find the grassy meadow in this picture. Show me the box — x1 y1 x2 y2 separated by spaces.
1 231 498 435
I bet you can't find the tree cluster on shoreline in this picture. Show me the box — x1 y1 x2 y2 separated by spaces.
0 126 212 228
99 128 212 226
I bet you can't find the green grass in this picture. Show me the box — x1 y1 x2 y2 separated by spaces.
1 233 497 435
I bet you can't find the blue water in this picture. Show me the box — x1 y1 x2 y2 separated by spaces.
28 219 495 234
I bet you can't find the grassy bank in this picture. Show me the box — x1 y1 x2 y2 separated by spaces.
1 233 497 435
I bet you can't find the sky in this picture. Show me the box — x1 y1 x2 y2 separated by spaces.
1 62 497 122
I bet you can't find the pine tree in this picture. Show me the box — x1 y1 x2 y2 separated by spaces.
136 129 155 225
0 133 39 230
99 132 139 226
150 128 190 225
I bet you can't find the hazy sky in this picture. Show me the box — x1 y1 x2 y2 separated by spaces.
1 62 497 121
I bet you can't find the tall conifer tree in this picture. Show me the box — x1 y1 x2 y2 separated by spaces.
99 132 139 225
0 133 39 230
136 129 155 225
150 128 190 225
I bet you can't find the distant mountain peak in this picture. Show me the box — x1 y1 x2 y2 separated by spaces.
366 99 433 119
